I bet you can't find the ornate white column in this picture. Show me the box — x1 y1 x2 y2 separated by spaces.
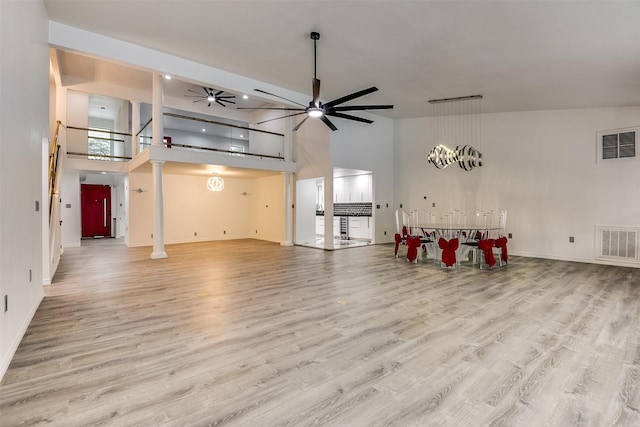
150 73 167 259
323 173 334 250
282 116 295 246
130 100 141 155
150 159 167 259
151 74 164 147
281 172 294 246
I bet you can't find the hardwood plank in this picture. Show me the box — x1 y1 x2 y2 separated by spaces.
2 239 640 426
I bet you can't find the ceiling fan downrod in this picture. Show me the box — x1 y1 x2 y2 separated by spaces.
311 31 320 80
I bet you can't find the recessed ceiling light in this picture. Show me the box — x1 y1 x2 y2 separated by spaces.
100 171 107 175
243 95 249 100
239 134 243 138
202 128 206 132
164 75 172 80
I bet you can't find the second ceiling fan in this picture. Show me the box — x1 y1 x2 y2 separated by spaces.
240 32 393 131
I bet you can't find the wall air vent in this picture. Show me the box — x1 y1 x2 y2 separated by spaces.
596 127 638 163
596 226 639 262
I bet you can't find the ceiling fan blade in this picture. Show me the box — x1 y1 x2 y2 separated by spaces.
320 115 338 131
204 87 212 96
292 116 310 132
192 99 205 103
218 99 236 104
216 100 225 107
215 90 224 96
256 111 308 125
332 104 393 111
326 112 374 124
236 107 305 111
208 102 212 107
254 88 307 108
324 87 379 108
187 89 205 96
312 78 320 107
217 95 236 99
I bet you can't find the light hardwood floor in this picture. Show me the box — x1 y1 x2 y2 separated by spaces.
1 239 640 426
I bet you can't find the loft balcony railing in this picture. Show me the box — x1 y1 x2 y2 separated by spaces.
137 112 285 160
65 111 286 162
66 125 132 162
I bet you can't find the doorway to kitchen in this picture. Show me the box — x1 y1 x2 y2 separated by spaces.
295 169 373 250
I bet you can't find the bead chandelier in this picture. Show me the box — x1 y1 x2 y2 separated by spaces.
207 176 224 192
426 95 483 171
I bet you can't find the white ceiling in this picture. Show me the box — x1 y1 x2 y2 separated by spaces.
44 0 640 119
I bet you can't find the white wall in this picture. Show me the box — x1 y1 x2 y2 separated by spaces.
0 0 49 381
330 114 395 243
295 178 318 245
394 106 640 265
60 170 81 247
66 90 89 153
294 119 332 247
251 174 285 243
128 172 285 247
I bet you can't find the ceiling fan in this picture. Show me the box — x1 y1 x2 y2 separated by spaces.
239 32 393 131
185 87 236 107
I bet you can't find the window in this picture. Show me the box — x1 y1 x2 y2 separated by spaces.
597 127 638 163
88 127 112 160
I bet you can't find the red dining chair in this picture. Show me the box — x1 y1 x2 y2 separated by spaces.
438 237 459 267
478 238 497 269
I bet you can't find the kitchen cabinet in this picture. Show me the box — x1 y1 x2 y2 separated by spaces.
333 174 372 203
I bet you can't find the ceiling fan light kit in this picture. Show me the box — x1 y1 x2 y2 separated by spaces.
238 31 393 131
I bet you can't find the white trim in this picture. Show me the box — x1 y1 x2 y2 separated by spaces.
510 250 640 268
0 292 44 382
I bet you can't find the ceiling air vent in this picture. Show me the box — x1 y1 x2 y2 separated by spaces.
597 127 638 163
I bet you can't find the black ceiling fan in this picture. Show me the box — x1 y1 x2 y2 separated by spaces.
239 32 393 131
185 87 236 107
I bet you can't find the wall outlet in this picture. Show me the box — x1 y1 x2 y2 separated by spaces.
35 201 39 212
223 230 226 234
29 269 32 282
194 232 197 236
432 202 436 207
4 295 7 313
151 233 153 238
384 231 387 235
569 236 575 243
255 230 258 234
400 203 403 208
508 233 513 239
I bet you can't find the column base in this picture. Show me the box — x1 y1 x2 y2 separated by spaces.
150 251 168 259
280 241 294 247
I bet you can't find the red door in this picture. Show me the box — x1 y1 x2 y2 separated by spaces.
81 184 111 238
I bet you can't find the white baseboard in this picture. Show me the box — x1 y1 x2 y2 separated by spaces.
0 290 44 382
510 251 640 268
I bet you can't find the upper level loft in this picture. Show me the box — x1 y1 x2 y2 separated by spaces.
50 47 297 179
58 90 296 178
